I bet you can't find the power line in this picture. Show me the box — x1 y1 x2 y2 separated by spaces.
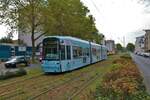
82 0 103 16
82 0 105 34
90 0 101 14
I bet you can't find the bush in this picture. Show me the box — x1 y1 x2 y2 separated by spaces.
0 68 27 80
120 53 131 59
15 68 27 76
94 57 150 100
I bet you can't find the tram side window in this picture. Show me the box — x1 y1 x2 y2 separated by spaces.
82 48 86 56
61 45 65 60
92 48 96 56
86 48 89 56
66 46 71 60
83 48 89 57
73 46 82 59
78 47 82 56
73 46 78 58
97 49 100 55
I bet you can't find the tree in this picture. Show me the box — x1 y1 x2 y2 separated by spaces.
0 0 49 62
126 43 135 52
0 32 13 43
116 43 123 52
45 0 99 42
0 36 13 43
0 0 100 62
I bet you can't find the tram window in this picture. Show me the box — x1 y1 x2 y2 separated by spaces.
44 45 59 60
97 49 100 55
83 48 88 56
73 46 82 59
82 48 86 56
92 48 96 56
73 46 78 58
78 47 82 56
86 48 89 56
61 45 65 60
66 46 71 60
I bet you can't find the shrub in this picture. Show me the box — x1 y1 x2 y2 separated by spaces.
112 59 128 65
94 57 150 100
120 53 131 59
0 71 14 80
0 68 27 80
15 68 27 76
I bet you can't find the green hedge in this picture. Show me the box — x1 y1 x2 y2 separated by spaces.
0 68 27 80
120 53 131 59
94 55 150 100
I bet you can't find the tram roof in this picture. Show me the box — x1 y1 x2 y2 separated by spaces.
45 36 102 46
45 36 88 44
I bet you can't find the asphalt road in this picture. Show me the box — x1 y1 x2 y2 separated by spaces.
131 53 150 94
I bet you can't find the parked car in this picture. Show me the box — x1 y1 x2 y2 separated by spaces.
135 52 141 55
138 52 144 56
5 56 30 68
134 51 138 55
143 53 150 57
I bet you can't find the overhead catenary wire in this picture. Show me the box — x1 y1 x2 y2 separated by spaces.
81 0 102 13
82 0 105 34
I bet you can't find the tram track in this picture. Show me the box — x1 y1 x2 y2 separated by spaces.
1 66 97 100
0 72 85 100
0 73 43 88
0 66 93 100
67 73 101 100
0 74 66 99
28 59 114 100
0 59 111 100
28 68 103 100
28 72 88 100
0 73 45 95
0 73 64 99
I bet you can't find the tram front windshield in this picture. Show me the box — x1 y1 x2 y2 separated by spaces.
43 38 59 60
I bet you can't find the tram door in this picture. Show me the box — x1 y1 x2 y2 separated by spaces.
60 45 71 72
66 46 71 69
83 48 87 63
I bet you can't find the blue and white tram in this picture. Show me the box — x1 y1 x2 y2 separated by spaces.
41 36 107 73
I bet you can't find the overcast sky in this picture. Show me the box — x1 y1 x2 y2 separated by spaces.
81 0 150 45
0 0 150 45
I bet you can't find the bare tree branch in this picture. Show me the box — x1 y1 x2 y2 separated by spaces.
34 31 47 41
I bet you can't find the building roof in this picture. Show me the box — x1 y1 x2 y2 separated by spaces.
136 35 145 39
0 43 18 46
143 29 150 34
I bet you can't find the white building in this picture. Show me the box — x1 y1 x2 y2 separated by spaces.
144 30 150 52
18 32 44 47
135 35 145 53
